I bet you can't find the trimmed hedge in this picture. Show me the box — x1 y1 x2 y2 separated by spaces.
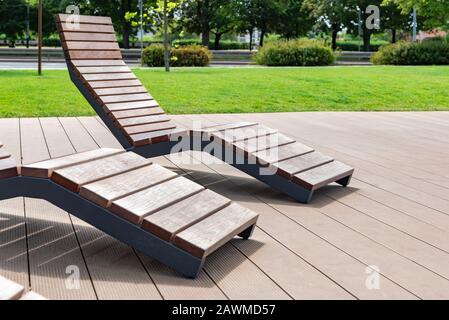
173 39 248 50
372 38 449 65
142 44 211 67
255 39 336 66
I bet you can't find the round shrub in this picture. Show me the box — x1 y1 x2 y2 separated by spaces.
372 40 449 65
255 39 336 66
142 44 211 67
171 45 211 67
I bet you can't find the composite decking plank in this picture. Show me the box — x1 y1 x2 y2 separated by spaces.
111 107 166 120
67 50 123 60
77 117 123 149
292 160 353 190
72 60 126 67
20 118 50 165
100 93 153 104
22 148 124 178
95 86 148 97
83 73 136 82
52 152 150 192
117 115 171 127
123 122 177 135
274 152 334 179
104 100 159 113
19 291 47 300
0 149 11 160
64 41 120 51
0 158 19 179
88 79 142 89
77 66 131 74
234 133 295 154
0 275 24 300
212 125 277 143
39 118 76 159
110 176 205 225
173 203 258 258
142 189 232 242
58 117 100 152
253 142 315 165
80 164 177 208
62 32 117 42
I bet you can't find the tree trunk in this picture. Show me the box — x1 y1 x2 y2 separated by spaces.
331 29 338 50
214 33 222 50
362 30 371 52
201 27 210 47
249 29 253 52
163 0 170 72
391 29 397 43
120 0 131 49
259 29 266 47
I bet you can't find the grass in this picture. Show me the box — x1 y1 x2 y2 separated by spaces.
1 66 449 117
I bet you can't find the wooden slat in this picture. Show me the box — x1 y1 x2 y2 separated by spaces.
203 122 258 133
0 276 24 300
0 149 11 160
130 129 176 146
22 148 124 178
110 177 205 225
124 122 177 135
95 86 148 96
88 79 142 89
111 107 166 120
253 142 315 165
77 66 131 75
142 190 231 241
67 50 122 60
19 292 47 300
117 115 171 127
273 152 334 179
72 60 126 67
105 100 159 113
213 125 277 142
234 133 295 153
62 32 117 42
293 161 354 191
58 22 115 34
0 158 19 180
173 203 258 258
57 14 113 25
100 93 153 104
80 164 177 208
64 41 120 51
51 152 150 192
83 73 135 82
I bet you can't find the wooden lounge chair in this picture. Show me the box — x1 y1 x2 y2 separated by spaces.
0 276 47 300
0 143 258 278
56 13 354 204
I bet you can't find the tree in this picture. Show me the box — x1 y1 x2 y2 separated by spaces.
274 0 315 39
304 0 353 50
381 2 410 43
386 0 449 28
0 0 29 47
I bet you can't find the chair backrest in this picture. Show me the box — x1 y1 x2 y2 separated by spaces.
56 14 176 148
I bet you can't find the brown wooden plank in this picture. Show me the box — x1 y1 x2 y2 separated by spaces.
253 142 315 165
57 14 113 25
234 133 295 153
173 203 259 258
203 122 258 132
293 161 354 191
22 148 124 178
83 73 135 82
213 125 277 143
62 32 117 42
124 122 177 135
88 79 142 89
100 93 153 104
129 129 175 146
0 158 19 180
64 41 120 51
0 149 11 160
104 100 159 113
80 164 177 208
57 22 115 34
72 60 126 67
68 50 122 60
111 107 165 120
95 86 148 96
117 115 171 127
273 152 334 179
77 66 130 75
110 177 205 225
142 190 231 242
51 152 150 192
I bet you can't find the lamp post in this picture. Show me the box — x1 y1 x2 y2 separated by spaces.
412 7 418 42
163 0 170 72
139 0 144 64
38 0 43 75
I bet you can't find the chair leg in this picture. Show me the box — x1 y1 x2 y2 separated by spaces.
336 175 352 187
238 224 256 240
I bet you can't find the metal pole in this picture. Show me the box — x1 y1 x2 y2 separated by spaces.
163 0 170 72
38 0 43 75
357 7 362 52
412 7 417 42
139 0 144 64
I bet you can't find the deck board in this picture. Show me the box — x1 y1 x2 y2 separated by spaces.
2 112 449 299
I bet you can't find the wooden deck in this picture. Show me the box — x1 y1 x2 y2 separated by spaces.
1 112 449 300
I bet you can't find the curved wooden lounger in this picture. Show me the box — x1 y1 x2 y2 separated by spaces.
56 13 354 204
0 143 258 278
0 276 47 300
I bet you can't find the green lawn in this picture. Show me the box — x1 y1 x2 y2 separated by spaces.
1 66 449 117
